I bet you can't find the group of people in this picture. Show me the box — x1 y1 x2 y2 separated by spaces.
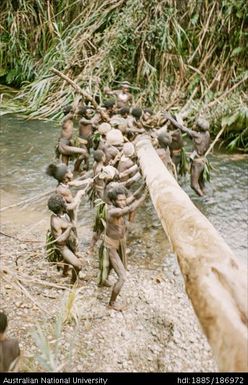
46 80 211 310
0 81 211 372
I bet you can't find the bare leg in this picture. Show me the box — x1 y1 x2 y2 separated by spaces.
61 155 69 165
74 156 83 172
199 169 205 192
59 246 82 284
87 231 100 256
63 264 69 276
190 161 204 197
108 248 127 311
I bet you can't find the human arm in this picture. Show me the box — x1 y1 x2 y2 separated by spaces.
129 190 147 211
127 127 145 134
126 182 146 204
120 171 141 188
66 189 85 210
126 184 145 205
109 151 122 166
68 177 93 188
51 217 72 244
119 164 139 179
103 87 118 96
163 112 197 138
71 94 82 114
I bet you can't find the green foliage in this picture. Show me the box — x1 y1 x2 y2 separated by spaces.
203 160 213 183
31 286 82 371
46 230 62 263
178 147 190 176
0 0 247 147
93 199 107 233
218 103 248 151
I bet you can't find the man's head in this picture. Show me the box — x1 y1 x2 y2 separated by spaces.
196 118 210 132
78 106 94 119
120 81 131 93
63 105 72 115
48 194 67 215
0 312 8 334
46 164 73 184
131 107 143 120
93 150 106 163
143 108 154 121
157 132 172 149
102 99 115 112
119 107 130 118
107 184 128 208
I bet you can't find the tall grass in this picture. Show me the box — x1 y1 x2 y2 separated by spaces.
0 0 247 147
30 286 82 372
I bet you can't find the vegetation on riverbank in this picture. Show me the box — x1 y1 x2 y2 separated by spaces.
0 0 247 149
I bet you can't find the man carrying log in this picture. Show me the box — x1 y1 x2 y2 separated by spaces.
180 118 211 196
74 118 93 172
164 113 211 196
48 194 83 284
99 184 146 311
46 163 88 226
57 105 89 166
156 131 177 178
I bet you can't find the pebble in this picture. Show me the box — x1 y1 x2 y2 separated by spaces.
2 229 217 373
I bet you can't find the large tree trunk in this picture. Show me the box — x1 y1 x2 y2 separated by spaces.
135 135 248 372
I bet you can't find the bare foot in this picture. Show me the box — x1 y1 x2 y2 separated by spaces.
107 303 127 312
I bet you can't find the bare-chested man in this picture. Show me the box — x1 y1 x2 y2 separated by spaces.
164 114 211 196
48 194 82 284
91 99 115 127
104 81 133 108
88 164 142 256
0 312 20 372
180 118 211 196
92 150 107 199
117 142 136 176
156 131 177 178
102 184 146 311
46 163 89 247
57 105 89 166
74 118 93 172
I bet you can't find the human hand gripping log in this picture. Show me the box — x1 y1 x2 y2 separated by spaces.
97 184 147 311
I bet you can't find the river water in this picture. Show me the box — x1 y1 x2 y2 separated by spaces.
0 115 247 264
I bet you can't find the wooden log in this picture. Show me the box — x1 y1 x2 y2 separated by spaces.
51 67 109 121
51 67 98 108
135 135 248 371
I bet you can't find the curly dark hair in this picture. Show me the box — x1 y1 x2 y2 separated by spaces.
131 107 142 119
119 107 130 116
63 105 72 115
0 312 8 333
102 99 115 109
107 184 128 203
48 194 66 214
46 164 68 182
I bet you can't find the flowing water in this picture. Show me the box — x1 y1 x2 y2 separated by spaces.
0 115 247 264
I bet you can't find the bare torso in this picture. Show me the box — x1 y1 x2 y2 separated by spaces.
0 338 20 372
193 131 210 156
106 206 126 240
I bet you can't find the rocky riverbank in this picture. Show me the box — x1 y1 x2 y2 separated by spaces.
0 199 217 372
